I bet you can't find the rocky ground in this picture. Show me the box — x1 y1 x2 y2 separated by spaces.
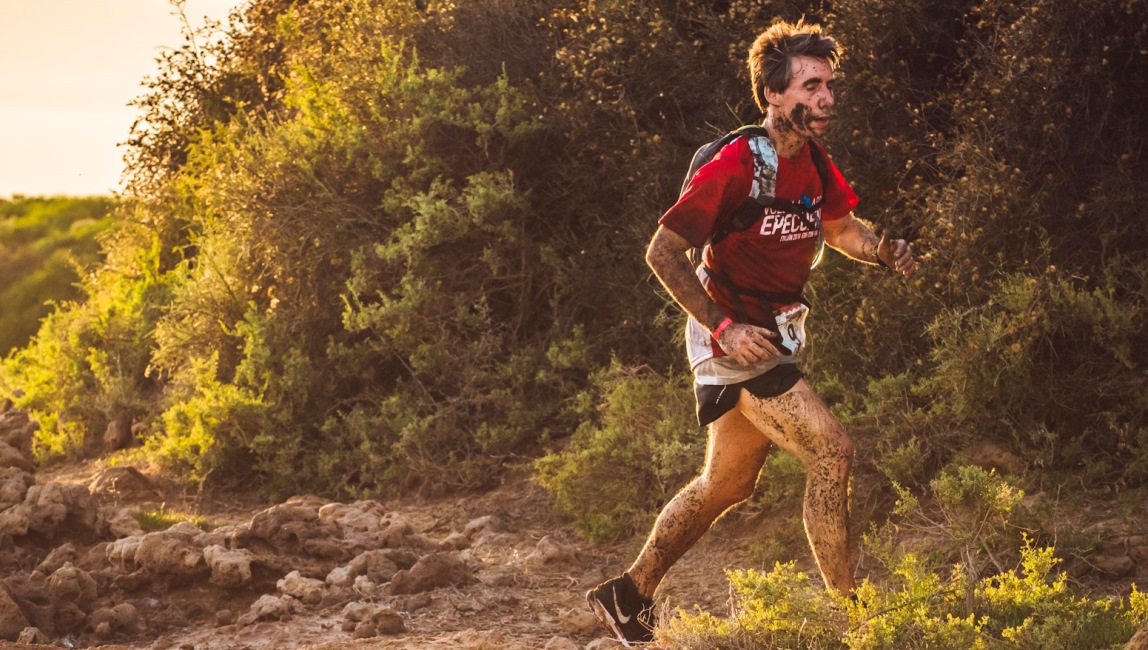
1 403 1146 650
0 404 761 650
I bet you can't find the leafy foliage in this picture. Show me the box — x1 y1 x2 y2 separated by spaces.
0 0 1144 515
661 470 1144 649
535 363 701 541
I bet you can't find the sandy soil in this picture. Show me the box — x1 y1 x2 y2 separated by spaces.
2 453 810 650
2 412 1144 650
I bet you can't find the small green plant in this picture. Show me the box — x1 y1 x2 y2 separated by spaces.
661 463 1144 649
132 507 212 533
662 561 847 650
888 464 1025 580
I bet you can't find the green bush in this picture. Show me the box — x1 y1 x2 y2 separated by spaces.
660 471 1144 650
535 362 701 541
2 265 163 461
923 265 1148 480
2 0 1145 518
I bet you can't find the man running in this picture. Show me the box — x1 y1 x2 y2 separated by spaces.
586 19 915 646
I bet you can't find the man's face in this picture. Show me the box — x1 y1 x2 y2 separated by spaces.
766 55 836 138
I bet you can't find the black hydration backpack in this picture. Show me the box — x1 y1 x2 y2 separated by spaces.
682 125 830 268
680 126 831 325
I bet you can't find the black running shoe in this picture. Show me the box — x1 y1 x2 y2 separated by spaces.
585 572 656 646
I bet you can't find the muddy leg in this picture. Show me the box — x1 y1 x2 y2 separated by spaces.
737 379 855 595
626 405 771 598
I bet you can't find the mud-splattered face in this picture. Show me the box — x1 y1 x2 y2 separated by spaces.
765 55 836 138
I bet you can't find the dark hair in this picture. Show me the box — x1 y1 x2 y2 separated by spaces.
748 19 839 112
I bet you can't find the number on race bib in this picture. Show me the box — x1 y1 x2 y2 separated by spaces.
774 303 809 355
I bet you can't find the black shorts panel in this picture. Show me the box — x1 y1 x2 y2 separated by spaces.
694 363 803 427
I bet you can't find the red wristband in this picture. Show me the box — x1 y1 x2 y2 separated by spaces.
712 317 734 341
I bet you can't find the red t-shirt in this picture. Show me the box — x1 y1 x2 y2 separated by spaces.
659 137 858 329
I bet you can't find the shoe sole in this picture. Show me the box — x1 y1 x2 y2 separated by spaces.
586 590 635 647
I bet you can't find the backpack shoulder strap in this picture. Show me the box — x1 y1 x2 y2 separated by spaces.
679 125 767 197
807 140 831 202
744 133 780 206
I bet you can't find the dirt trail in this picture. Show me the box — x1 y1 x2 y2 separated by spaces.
0 402 771 650
5 404 1144 650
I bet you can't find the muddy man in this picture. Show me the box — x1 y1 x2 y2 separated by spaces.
586 19 915 646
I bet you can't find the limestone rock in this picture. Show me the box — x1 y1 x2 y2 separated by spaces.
559 606 598 635
89 602 141 639
0 410 34 454
389 551 473 595
246 503 318 543
106 535 142 568
238 594 297 625
318 500 389 533
104 507 145 538
326 565 354 588
88 466 158 500
135 530 205 578
525 535 578 566
277 570 325 604
346 549 400 584
77 542 111 572
22 482 97 537
0 467 33 510
102 417 133 452
0 504 31 538
166 520 205 539
342 602 405 637
241 502 349 559
16 627 49 644
203 544 253 588
0 586 30 641
0 440 31 472
48 562 98 606
21 484 68 535
1126 624 1148 650
195 524 237 549
36 542 77 575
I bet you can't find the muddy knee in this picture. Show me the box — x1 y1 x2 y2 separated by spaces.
819 431 854 475
698 470 758 510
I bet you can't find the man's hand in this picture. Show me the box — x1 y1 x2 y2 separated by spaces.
715 322 784 366
877 232 915 277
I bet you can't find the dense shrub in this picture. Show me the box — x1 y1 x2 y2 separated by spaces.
3 263 162 459
0 0 1143 515
660 467 1146 649
535 363 701 541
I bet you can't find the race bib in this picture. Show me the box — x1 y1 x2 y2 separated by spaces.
774 303 809 356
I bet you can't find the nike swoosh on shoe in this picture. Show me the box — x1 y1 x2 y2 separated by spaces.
614 586 632 624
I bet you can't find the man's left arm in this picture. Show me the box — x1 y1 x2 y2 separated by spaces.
822 213 915 277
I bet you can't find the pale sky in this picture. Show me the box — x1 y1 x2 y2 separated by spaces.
0 0 245 198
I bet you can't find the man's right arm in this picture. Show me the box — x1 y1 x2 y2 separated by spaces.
645 225 782 366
